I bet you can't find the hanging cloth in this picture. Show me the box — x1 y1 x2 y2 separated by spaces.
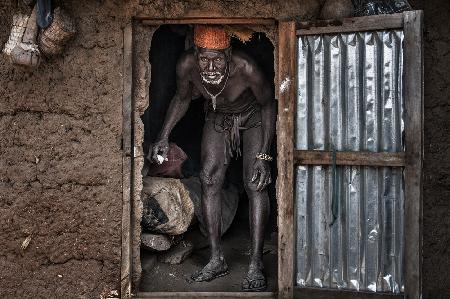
36 0 53 29
353 0 412 16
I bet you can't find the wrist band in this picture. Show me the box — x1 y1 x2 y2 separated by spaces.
256 153 273 162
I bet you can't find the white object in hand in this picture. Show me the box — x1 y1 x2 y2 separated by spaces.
156 154 165 165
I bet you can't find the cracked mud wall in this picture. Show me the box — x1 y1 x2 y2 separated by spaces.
0 0 449 298
0 1 125 298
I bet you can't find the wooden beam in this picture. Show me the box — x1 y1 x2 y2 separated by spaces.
134 292 275 299
403 10 423 299
139 18 276 26
296 13 403 36
294 150 406 167
294 288 403 299
121 23 133 299
277 21 297 299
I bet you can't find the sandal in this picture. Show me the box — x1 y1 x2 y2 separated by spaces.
191 260 229 282
242 269 267 291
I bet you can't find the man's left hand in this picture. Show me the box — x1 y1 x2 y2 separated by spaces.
251 159 272 191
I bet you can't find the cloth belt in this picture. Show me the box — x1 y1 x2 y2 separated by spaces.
207 104 261 164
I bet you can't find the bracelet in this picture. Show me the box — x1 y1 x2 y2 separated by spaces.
256 153 273 162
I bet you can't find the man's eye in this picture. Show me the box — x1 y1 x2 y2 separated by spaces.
215 58 222 62
201 58 208 62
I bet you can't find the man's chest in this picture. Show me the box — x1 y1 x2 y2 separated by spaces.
191 74 250 104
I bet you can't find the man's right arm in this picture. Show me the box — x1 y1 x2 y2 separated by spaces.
151 53 193 163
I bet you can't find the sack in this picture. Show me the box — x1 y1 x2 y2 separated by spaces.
146 143 187 179
3 7 41 68
3 14 29 57
141 177 195 235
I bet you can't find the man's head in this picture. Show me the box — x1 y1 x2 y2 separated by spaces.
194 25 231 85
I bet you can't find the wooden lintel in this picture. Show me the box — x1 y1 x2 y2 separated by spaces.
134 292 275 299
296 13 404 36
294 150 406 167
139 18 276 26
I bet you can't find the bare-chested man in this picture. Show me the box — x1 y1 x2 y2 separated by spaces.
151 25 275 291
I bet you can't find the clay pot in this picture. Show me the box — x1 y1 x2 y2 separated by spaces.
320 0 354 20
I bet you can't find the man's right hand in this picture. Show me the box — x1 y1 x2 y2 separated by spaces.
151 138 169 164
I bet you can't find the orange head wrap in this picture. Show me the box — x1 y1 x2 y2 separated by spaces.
194 25 230 50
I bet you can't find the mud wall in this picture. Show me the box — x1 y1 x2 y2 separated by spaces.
0 1 126 298
0 0 449 298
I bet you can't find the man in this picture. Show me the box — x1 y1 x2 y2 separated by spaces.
151 25 275 291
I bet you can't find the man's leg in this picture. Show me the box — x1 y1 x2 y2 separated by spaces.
242 125 270 290
191 118 230 282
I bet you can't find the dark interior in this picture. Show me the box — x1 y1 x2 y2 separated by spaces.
139 24 278 292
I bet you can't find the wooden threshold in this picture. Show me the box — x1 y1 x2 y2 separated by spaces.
296 13 403 35
138 17 276 26
295 287 403 299
294 150 406 167
134 292 275 299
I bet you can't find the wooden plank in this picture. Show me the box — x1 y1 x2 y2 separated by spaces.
294 288 403 299
294 150 406 167
121 23 133 299
139 18 276 26
134 292 275 299
277 21 297 299
296 13 403 35
403 10 423 299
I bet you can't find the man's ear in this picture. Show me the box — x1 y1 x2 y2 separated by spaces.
224 47 232 61
194 46 199 57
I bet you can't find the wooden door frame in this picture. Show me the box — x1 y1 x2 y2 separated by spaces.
277 11 423 299
121 17 279 299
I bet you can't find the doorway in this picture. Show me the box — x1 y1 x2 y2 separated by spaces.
137 23 278 293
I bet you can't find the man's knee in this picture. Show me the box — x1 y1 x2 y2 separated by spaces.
200 168 220 186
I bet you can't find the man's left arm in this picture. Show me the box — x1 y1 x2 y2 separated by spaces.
246 61 276 191
246 62 276 156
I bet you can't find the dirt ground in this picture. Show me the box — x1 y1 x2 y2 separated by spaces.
0 0 449 298
139 221 278 292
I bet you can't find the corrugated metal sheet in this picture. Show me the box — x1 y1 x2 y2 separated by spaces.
295 31 405 293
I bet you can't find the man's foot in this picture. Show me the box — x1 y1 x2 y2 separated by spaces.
242 263 267 291
191 257 229 282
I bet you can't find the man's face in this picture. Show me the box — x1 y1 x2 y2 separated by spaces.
196 48 229 85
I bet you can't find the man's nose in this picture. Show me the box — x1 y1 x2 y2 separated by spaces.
208 60 214 71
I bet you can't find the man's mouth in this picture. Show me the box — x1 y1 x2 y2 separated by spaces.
201 72 224 85
203 72 220 79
